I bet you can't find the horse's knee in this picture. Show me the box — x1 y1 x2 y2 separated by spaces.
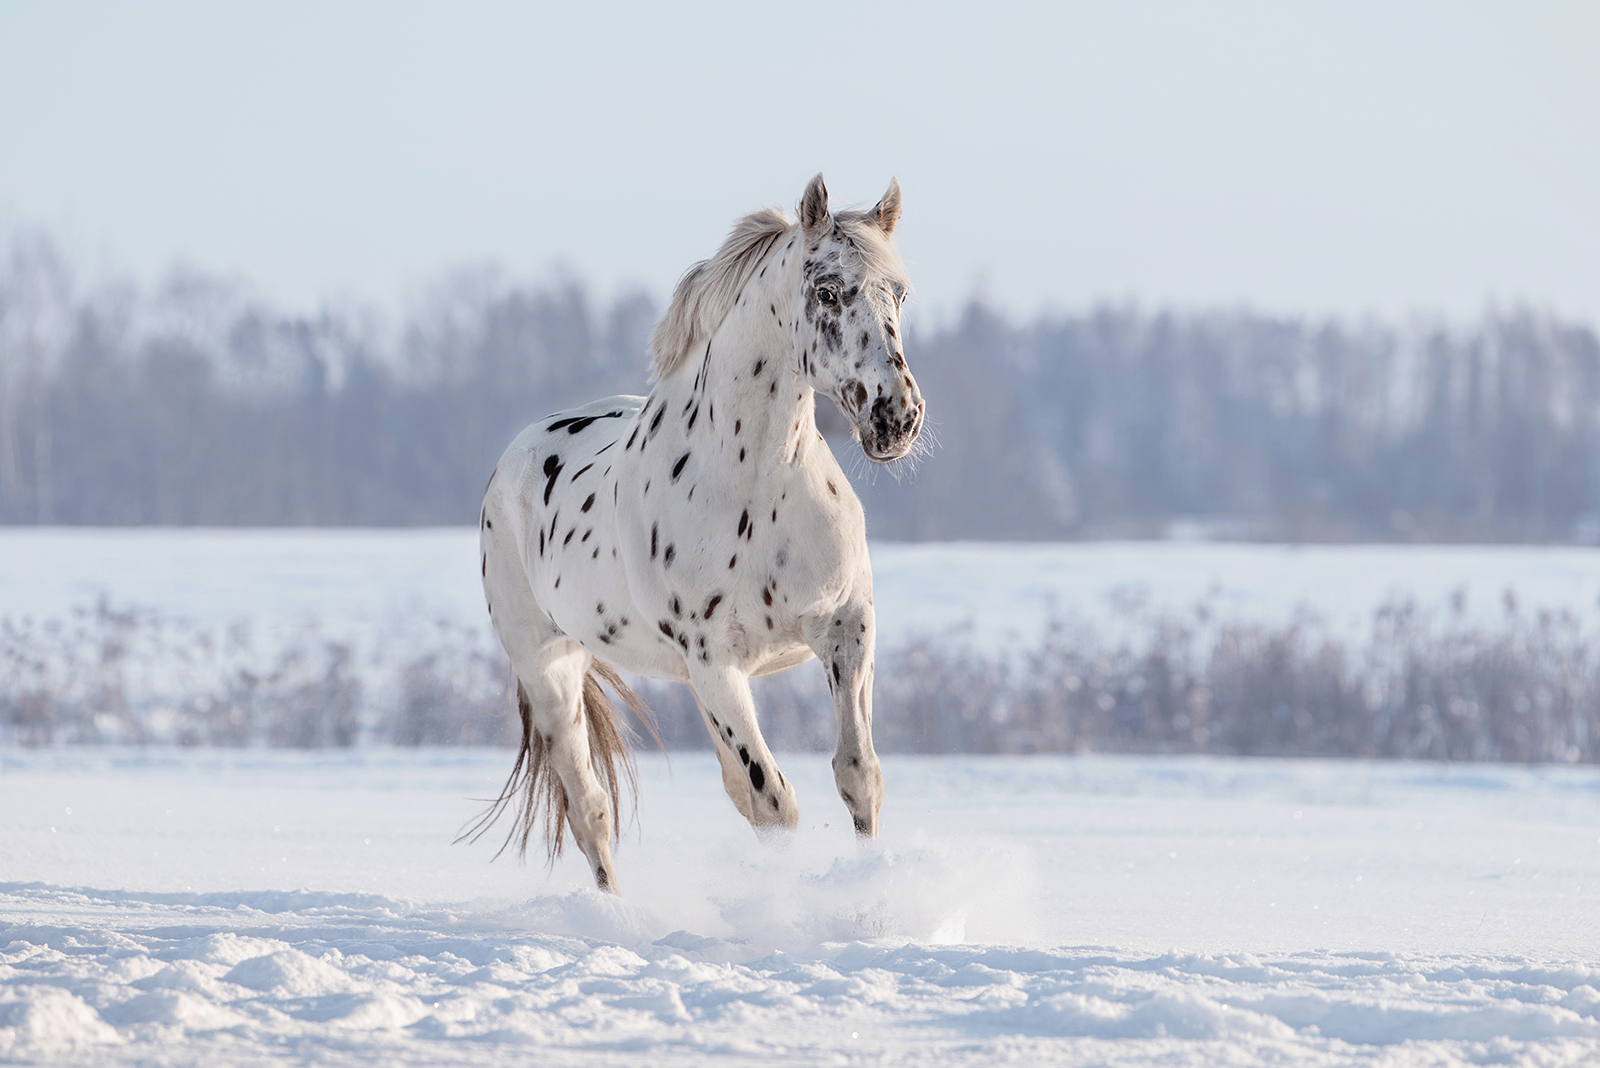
812 607 872 679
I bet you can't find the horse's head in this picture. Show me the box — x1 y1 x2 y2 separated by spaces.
793 174 925 463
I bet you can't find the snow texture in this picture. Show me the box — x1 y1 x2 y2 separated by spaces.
3 748 1598 1065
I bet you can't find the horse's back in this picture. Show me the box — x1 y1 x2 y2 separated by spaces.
489 394 641 520
500 392 633 472
505 395 645 454
483 394 686 677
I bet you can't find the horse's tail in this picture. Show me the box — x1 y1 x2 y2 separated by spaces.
459 661 660 863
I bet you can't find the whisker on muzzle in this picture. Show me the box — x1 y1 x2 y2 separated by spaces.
880 418 938 482
849 406 936 484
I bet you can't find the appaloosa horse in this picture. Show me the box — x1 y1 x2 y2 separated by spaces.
472 174 924 893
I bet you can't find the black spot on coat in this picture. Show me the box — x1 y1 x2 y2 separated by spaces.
542 455 563 505
547 410 623 435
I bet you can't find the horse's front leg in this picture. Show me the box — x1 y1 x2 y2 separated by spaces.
687 663 800 833
805 597 884 837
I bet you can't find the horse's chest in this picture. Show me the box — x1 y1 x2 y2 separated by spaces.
600 480 843 666
542 387 866 677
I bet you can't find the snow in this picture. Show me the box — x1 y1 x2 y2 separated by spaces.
5 527 1600 1061
6 528 1600 654
868 540 1600 648
4 748 1599 1065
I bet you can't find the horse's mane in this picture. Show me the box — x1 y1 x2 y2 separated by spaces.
649 209 792 379
649 206 908 379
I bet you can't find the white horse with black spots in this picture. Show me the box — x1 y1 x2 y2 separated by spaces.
473 174 925 893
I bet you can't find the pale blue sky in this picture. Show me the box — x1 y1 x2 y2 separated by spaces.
2 1 1597 324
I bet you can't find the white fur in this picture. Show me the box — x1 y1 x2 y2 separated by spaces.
479 175 924 892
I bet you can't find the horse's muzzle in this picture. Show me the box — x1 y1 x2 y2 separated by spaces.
860 395 925 463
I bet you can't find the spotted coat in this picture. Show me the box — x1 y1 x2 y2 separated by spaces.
478 175 924 892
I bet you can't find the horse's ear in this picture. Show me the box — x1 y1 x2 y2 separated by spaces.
799 173 830 235
870 178 902 236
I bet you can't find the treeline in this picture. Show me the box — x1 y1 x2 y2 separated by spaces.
4 231 1600 539
869 306 1600 542
6 597 1596 766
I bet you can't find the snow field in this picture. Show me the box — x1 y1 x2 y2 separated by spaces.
12 529 1600 762
8 528 1600 651
5 529 1600 1062
3 749 1599 1065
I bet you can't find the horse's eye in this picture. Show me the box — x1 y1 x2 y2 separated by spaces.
817 285 838 307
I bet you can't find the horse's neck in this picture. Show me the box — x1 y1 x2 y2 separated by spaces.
659 247 817 471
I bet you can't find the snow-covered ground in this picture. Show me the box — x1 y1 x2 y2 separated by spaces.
7 527 1600 651
5 530 1600 1062
4 748 1599 1065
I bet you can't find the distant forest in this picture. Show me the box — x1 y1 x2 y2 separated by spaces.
4 232 1600 541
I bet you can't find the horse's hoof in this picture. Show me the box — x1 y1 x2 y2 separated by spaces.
594 865 620 895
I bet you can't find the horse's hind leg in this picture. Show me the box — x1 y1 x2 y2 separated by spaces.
688 664 799 833
805 596 884 837
482 516 622 892
512 639 623 892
